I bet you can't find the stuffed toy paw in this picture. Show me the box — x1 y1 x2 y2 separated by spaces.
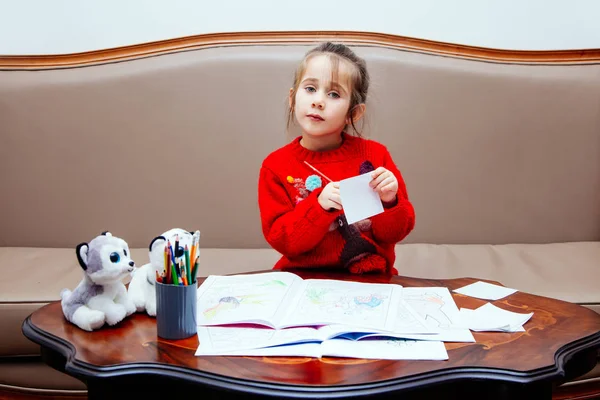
128 228 200 317
60 232 136 331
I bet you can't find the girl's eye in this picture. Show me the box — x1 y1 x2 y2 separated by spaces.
329 92 340 99
110 252 120 263
305 86 316 93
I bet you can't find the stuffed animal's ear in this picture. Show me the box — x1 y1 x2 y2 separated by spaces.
76 243 89 271
101 231 113 237
149 236 166 252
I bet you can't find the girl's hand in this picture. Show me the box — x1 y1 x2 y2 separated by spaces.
370 167 398 203
318 182 342 211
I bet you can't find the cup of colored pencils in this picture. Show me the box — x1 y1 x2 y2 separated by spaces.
155 233 200 286
155 233 200 340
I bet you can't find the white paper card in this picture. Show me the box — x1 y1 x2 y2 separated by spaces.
459 303 533 332
453 281 517 300
339 173 384 225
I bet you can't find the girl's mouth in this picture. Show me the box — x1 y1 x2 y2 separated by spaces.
307 114 324 121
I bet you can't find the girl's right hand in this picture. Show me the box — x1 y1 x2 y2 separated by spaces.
318 182 342 211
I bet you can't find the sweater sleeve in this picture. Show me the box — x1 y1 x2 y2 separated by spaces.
369 147 416 244
258 166 342 257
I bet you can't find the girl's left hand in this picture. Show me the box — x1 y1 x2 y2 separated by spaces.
370 167 398 203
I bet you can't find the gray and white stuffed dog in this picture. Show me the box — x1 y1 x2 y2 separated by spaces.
60 232 137 331
128 228 200 316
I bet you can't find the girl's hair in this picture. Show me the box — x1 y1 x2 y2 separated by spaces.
287 42 370 136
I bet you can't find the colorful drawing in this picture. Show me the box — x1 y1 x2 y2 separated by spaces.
258 280 288 287
305 287 329 303
385 339 419 348
354 294 384 308
403 291 453 328
203 294 264 319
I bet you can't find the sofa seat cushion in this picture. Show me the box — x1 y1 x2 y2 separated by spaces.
395 242 600 313
0 358 86 391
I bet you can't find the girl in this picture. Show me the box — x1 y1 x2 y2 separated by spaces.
258 42 415 275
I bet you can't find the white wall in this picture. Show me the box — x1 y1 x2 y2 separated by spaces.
2 0 599 55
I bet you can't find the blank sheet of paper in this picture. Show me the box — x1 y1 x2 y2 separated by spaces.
459 303 533 332
339 173 384 225
453 281 517 300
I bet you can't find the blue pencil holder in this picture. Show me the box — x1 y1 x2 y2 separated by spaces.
156 281 197 340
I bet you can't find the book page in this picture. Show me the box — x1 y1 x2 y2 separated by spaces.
321 338 449 360
196 271 302 328
213 339 448 360
210 342 322 358
279 279 402 331
196 326 327 354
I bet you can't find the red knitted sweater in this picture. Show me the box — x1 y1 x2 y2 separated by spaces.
258 133 415 275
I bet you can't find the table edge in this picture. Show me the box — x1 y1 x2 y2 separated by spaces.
21 313 600 397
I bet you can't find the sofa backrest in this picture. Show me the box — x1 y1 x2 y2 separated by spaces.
1 41 599 248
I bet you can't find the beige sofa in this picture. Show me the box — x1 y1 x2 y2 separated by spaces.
0 37 598 396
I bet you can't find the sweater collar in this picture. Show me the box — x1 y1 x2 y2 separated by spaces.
289 132 360 163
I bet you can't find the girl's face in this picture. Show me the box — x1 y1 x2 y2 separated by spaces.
291 55 356 145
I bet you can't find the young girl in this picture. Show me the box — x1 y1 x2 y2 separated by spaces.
258 42 415 275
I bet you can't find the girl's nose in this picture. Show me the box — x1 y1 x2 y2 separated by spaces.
312 100 324 109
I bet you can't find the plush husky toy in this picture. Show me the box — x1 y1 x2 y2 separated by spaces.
128 228 200 316
60 232 137 331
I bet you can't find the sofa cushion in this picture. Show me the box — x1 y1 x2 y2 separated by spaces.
0 358 86 391
395 241 600 312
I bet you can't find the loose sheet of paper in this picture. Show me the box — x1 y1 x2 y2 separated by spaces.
459 303 533 332
453 281 517 300
339 173 384 225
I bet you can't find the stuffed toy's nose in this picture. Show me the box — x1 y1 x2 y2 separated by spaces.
129 261 135 267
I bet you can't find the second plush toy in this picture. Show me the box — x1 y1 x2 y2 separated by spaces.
128 228 200 316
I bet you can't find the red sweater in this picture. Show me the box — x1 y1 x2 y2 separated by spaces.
258 133 415 274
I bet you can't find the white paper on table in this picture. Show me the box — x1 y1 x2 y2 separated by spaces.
339 173 384 225
459 303 533 332
453 281 517 300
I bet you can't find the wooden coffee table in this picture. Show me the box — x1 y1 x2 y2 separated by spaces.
22 270 600 400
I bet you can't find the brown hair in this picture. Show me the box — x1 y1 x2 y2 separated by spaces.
287 42 370 136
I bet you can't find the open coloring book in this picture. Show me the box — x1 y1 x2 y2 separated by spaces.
196 272 473 359
197 271 436 332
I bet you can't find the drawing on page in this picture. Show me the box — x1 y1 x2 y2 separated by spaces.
354 294 385 308
392 301 433 332
322 293 387 315
403 292 453 328
295 282 391 325
203 294 264 319
258 279 288 287
306 287 330 303
384 338 419 348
